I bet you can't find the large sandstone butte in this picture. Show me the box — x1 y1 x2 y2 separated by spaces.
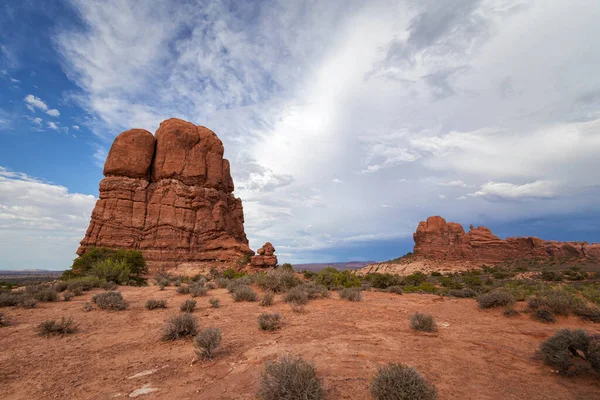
78 118 254 268
413 216 600 262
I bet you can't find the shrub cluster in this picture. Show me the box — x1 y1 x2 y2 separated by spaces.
194 327 221 359
385 286 404 295
477 290 515 309
364 273 403 289
162 313 199 341
63 292 75 301
258 313 281 331
232 285 258 302
447 288 477 298
33 288 58 302
0 292 36 308
209 297 221 308
260 290 275 306
410 313 437 333
313 267 361 289
92 291 127 311
539 329 600 375
145 299 167 310
190 284 208 297
63 247 146 284
255 269 301 292
0 312 8 327
339 287 362 302
36 317 78 337
284 287 309 305
180 299 197 313
258 355 325 400
370 363 437 400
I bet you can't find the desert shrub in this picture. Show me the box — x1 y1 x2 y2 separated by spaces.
176 285 190 295
279 263 294 272
527 289 584 316
223 268 248 280
190 285 208 297
65 276 104 292
90 259 130 284
578 283 600 305
503 306 520 317
370 363 437 400
365 273 403 289
339 287 362 302
541 270 563 282
205 282 216 290
404 272 427 286
447 288 477 298
385 286 404 295
194 327 221 359
180 299 197 313
92 291 127 311
209 297 220 308
314 267 361 289
403 282 437 294
158 284 165 291
67 247 146 279
302 270 316 279
539 329 599 375
192 274 207 284
100 281 117 291
162 313 199 341
215 277 231 288
63 292 75 301
36 317 77 337
261 290 275 306
33 288 58 302
71 287 83 296
174 279 182 287
226 278 251 293
258 312 281 331
0 312 8 327
300 282 329 299
255 269 301 292
410 313 437 332
290 302 306 313
284 287 309 305
21 298 37 308
461 274 483 288
83 302 94 312
145 299 167 310
232 285 258 302
258 355 324 400
477 290 515 309
0 292 34 307
572 304 600 322
439 276 462 289
53 282 67 292
430 271 442 277
532 308 556 323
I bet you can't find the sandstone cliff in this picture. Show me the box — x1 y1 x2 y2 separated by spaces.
77 118 254 267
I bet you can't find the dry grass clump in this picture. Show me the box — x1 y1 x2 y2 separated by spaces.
180 299 197 313
339 287 362 302
299 282 329 299
176 285 190 295
209 297 220 308
447 288 477 298
532 308 556 323
503 306 520 317
63 292 75 301
258 312 281 331
258 355 325 400
260 290 275 306
370 363 437 400
33 288 58 302
385 286 404 295
539 329 600 375
83 302 94 312
232 285 258 302
145 299 167 310
194 327 221 359
255 269 301 292
190 285 208 297
92 291 127 311
284 287 308 305
36 317 78 337
410 313 437 332
215 277 231 288
0 292 36 308
477 290 515 309
0 312 9 327
162 313 199 341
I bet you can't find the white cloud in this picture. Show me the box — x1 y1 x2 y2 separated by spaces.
0 167 96 269
10 78 20 83
332 178 344 184
46 109 60 117
47 121 59 130
47 0 600 262
72 125 80 130
24 94 48 112
32 117 42 125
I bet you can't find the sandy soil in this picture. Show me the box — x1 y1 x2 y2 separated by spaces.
1 285 599 400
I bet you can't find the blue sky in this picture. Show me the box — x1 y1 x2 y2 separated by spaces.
1 0 600 270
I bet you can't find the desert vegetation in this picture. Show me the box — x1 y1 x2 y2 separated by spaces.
194 328 222 360
258 312 281 331
36 317 78 337
258 355 325 400
180 299 197 313
162 313 199 340
539 329 600 375
92 291 127 311
410 313 437 333
370 363 437 400
145 299 167 310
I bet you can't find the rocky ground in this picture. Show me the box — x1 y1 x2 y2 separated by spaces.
1 285 599 400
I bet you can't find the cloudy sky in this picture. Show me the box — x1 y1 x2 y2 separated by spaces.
1 0 600 270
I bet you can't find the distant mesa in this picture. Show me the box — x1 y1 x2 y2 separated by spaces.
413 215 600 262
78 118 255 271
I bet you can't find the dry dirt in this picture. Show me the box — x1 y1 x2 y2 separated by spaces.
1 285 599 400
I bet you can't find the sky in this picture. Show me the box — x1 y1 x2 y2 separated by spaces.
1 0 600 270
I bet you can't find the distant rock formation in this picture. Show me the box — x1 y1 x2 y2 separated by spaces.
414 216 600 262
250 242 278 268
77 118 254 267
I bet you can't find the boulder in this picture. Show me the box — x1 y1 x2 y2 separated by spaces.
251 242 278 268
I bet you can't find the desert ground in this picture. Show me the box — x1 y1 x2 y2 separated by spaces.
1 284 599 400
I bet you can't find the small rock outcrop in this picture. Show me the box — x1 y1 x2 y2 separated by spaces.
414 216 600 262
78 118 254 268
250 242 278 268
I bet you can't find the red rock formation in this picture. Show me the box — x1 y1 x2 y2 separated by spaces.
250 242 278 268
413 216 600 262
78 118 254 267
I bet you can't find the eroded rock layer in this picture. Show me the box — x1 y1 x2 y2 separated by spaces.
413 216 600 262
78 118 253 264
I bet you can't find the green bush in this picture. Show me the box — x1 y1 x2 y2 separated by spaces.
404 272 427 286
92 291 127 311
503 306 520 317
66 247 146 279
261 290 275 306
89 259 130 284
258 312 281 331
222 268 247 280
36 317 77 337
532 308 556 323
180 299 197 313
439 276 462 290
447 288 477 298
410 313 437 332
284 287 309 305
339 287 362 302
162 313 198 341
258 355 324 400
209 297 221 308
365 273 403 289
370 363 437 400
255 269 301 292
477 290 515 309
404 282 437 294
541 270 563 282
539 329 599 375
527 288 584 316
32 288 58 302
232 285 258 302
279 263 294 272
145 299 167 310
314 267 361 289
194 327 221 359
